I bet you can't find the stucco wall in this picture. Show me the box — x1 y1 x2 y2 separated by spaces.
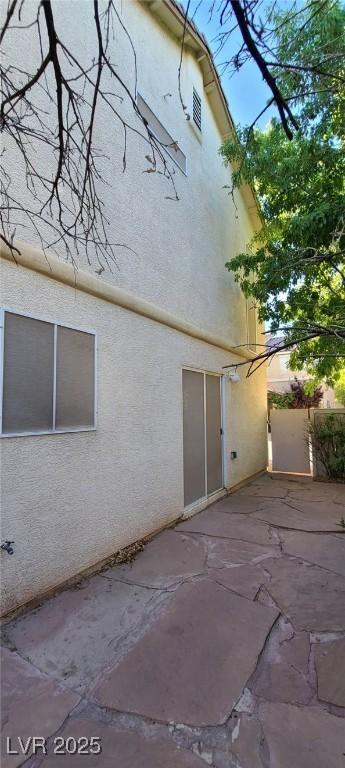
0 0 268 614
1 0 258 348
0 258 267 615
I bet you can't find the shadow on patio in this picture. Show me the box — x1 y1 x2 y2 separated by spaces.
1 473 345 767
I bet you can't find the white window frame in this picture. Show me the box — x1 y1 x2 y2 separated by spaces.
0 307 97 438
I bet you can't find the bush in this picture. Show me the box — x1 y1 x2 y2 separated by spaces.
334 369 345 406
289 378 323 409
308 413 345 482
269 378 323 410
268 391 294 409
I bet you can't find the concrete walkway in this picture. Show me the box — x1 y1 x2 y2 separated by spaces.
1 473 345 767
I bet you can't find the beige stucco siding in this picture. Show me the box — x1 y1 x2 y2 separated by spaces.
0 258 267 615
2 0 257 347
0 0 267 614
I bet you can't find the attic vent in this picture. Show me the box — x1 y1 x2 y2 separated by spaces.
193 88 202 131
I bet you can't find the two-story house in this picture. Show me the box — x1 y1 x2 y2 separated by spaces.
0 0 267 615
267 336 340 408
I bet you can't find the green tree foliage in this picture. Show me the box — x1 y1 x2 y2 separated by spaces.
221 0 345 383
334 369 345 406
308 413 345 481
269 377 323 409
268 391 294 409
289 377 324 408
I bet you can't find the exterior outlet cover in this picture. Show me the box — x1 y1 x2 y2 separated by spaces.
230 451 237 460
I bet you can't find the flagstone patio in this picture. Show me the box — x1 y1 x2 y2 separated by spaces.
1 473 345 767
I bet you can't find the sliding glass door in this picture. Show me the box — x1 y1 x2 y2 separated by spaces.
182 369 223 507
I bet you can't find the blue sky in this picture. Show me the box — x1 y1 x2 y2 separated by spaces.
182 0 276 128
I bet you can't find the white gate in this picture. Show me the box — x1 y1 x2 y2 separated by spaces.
270 409 311 474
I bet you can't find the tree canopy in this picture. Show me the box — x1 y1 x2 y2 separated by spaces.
221 0 345 383
334 370 345 406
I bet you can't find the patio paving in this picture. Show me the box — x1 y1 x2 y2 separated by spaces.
1 472 344 767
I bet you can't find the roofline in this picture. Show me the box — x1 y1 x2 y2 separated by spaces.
143 0 262 231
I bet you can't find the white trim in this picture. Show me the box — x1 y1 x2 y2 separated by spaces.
203 371 208 497
0 306 96 336
1 427 97 439
220 374 227 488
1 241 254 361
183 488 227 519
52 323 57 431
94 333 98 430
0 308 4 436
182 364 222 377
0 307 97 438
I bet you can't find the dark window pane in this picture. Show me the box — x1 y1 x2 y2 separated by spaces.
55 326 95 429
2 312 54 433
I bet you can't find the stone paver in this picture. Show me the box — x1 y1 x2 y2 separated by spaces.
177 509 275 546
206 536 280 568
207 562 269 599
250 617 312 705
288 484 344 503
0 648 79 768
264 556 345 630
314 638 345 707
6 575 169 694
1 473 344 767
258 701 345 768
281 530 345 577
228 713 267 768
93 579 278 726
104 530 207 588
212 494 262 514
34 720 206 767
255 498 344 531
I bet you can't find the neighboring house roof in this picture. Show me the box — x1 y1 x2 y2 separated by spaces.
144 0 262 232
266 334 285 351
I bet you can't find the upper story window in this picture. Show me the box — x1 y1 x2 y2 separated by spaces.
137 93 187 174
193 88 202 131
280 354 290 373
0 310 96 436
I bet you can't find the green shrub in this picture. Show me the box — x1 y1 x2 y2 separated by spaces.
309 413 345 481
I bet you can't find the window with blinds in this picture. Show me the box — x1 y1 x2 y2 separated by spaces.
193 88 202 131
1 310 96 435
137 93 187 174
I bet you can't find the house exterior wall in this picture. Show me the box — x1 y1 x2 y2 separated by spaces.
2 0 255 345
0 0 267 615
0 257 267 615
